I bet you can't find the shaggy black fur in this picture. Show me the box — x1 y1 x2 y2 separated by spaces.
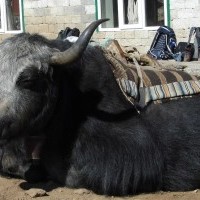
0 32 200 196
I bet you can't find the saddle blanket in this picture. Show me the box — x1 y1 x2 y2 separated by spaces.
97 40 200 108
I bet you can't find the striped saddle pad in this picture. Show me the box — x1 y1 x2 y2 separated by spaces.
98 43 200 108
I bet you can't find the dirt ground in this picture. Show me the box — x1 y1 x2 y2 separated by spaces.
0 176 200 200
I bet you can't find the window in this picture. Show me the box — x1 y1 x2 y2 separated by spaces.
0 0 23 33
0 2 4 32
97 0 168 30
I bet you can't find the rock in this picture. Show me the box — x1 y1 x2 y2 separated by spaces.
73 188 91 194
58 189 63 192
25 188 47 198
193 189 199 193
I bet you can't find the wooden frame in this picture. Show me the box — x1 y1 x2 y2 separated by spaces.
0 0 23 34
97 0 168 31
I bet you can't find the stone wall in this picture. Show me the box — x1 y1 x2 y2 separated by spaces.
0 0 95 42
1 0 200 53
24 0 95 39
21 0 160 53
171 0 200 43
94 0 200 53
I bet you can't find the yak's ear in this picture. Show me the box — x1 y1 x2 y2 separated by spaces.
50 18 109 65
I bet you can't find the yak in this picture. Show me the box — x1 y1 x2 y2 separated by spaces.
0 19 200 196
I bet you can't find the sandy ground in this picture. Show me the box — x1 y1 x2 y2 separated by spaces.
0 176 200 200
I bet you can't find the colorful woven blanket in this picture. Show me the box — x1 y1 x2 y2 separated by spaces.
98 40 200 108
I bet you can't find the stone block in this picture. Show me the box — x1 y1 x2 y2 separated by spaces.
69 0 81 6
0 34 12 43
25 16 40 25
28 17 35 25
38 24 49 33
171 19 190 29
37 0 48 8
76 24 86 32
131 38 143 47
24 8 34 17
64 7 74 15
170 2 186 10
186 0 199 8
134 30 149 39
63 0 70 6
188 17 200 27
177 9 194 19
54 24 66 33
105 32 115 39
56 16 67 24
82 14 96 23
49 7 58 16
26 25 39 33
76 5 85 12
124 31 135 39
71 15 82 24
192 9 200 18
24 1 32 9
140 38 152 47
93 31 106 39
175 29 189 39
148 30 157 39
37 16 45 24
119 38 141 47
46 0 59 7
45 16 56 24
44 8 51 16
54 7 66 16
170 10 178 20
62 15 72 24
114 31 125 39
49 24 56 33
85 5 95 14
43 33 57 39
96 38 105 44
177 37 188 43
24 17 32 25
29 1 39 9
34 8 45 17
81 0 94 5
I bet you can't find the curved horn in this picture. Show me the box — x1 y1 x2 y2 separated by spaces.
50 18 109 65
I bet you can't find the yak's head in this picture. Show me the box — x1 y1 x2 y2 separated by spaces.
0 19 108 180
0 19 107 140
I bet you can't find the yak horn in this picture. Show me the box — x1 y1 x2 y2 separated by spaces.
50 18 109 65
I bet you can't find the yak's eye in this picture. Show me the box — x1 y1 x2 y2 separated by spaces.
16 67 49 93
